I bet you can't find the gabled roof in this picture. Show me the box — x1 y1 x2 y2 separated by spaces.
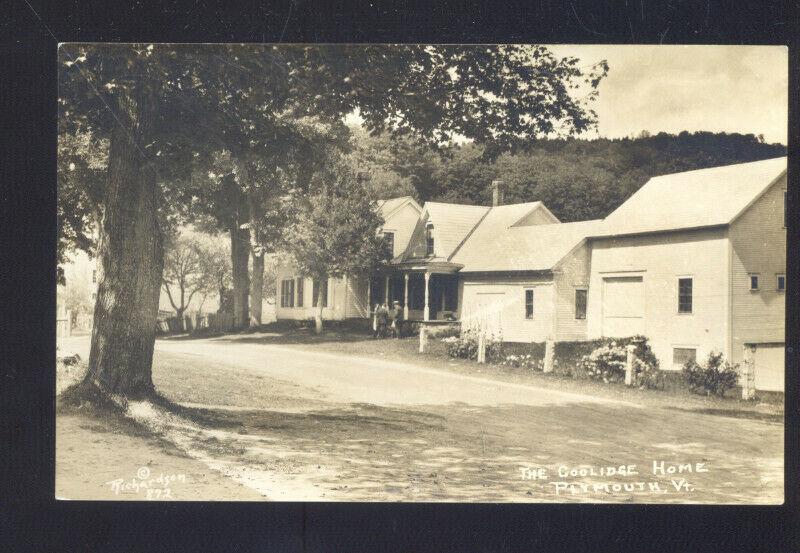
415 202 491 260
376 196 422 220
595 157 787 238
399 200 562 264
452 219 603 272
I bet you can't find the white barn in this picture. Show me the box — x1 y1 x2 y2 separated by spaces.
586 157 787 386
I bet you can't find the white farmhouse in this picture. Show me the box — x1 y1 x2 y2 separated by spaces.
275 196 423 321
275 157 787 388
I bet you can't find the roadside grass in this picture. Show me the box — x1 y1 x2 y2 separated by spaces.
189 324 784 420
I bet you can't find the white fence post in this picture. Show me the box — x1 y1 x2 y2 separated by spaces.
543 339 555 373
477 331 486 364
625 345 636 386
741 344 756 400
419 324 428 354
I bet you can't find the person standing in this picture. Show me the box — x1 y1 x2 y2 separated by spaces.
376 302 389 338
371 303 380 339
390 300 404 338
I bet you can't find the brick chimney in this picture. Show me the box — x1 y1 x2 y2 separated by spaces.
491 179 505 207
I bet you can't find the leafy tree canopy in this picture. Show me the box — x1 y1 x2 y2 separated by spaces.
58 43 607 248
283 159 389 282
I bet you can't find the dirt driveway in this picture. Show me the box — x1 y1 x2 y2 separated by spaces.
57 334 783 503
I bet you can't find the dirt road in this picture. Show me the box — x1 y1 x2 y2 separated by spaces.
58 334 783 503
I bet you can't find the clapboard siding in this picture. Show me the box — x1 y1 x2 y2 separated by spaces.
275 265 344 321
344 275 370 318
729 174 787 366
553 241 591 341
460 275 554 342
587 228 730 370
383 202 422 259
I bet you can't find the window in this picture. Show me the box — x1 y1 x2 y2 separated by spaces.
524 289 534 319
92 269 97 283
749 274 760 291
574 289 587 319
296 278 304 307
280 279 295 308
678 278 693 313
425 224 434 256
673 347 697 370
383 232 395 257
313 278 329 308
777 274 786 292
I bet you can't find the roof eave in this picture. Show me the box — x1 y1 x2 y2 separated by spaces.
458 268 554 278
588 223 729 240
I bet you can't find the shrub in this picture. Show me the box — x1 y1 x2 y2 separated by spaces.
427 324 461 339
554 340 600 376
578 341 628 383
630 337 663 390
442 329 503 362
682 351 739 396
500 354 543 371
577 336 662 388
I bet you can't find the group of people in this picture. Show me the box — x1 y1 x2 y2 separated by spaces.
372 301 404 339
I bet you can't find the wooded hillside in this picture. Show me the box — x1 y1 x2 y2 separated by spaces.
353 130 786 222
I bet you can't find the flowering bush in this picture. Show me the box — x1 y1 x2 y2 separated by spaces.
500 354 543 371
578 341 628 383
578 337 662 388
682 351 739 396
442 329 502 361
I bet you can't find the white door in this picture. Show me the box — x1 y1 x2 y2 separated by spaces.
602 276 645 337
754 345 784 392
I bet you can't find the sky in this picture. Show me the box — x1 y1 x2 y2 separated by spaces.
547 45 787 144
345 45 787 145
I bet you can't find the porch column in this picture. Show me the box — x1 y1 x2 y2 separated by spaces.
423 272 431 321
384 275 390 304
403 273 410 320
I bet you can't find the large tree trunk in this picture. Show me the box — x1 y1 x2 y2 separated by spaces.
85 88 163 399
315 284 324 334
230 224 250 329
250 250 264 326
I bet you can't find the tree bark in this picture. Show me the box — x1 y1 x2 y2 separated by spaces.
250 249 264 325
315 283 324 334
230 224 250 329
85 87 163 399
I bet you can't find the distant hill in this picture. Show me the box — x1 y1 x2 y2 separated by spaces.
352 130 786 223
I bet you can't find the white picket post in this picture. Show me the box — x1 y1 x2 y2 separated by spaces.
543 339 555 373
625 345 636 386
741 344 756 400
419 325 428 354
477 331 486 364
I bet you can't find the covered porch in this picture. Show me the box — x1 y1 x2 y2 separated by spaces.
367 261 462 322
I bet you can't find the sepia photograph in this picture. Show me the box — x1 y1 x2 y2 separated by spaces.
55 43 787 503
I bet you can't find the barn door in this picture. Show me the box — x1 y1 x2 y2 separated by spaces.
602 276 645 337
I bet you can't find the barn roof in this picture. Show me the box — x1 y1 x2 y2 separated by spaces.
595 157 787 238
